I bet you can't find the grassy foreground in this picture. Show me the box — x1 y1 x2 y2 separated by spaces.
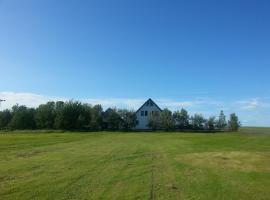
0 129 270 200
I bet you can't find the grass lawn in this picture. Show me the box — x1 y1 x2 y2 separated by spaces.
0 128 270 200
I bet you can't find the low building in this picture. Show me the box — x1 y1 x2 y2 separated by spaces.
135 98 162 130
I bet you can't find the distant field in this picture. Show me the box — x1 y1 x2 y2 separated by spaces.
240 127 270 134
0 128 270 200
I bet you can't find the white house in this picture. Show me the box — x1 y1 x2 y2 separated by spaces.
135 98 162 130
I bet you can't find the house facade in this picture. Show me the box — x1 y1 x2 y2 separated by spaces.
135 98 162 130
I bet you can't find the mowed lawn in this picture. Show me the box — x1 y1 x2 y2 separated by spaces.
0 129 270 200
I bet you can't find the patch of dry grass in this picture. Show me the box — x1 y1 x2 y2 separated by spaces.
178 151 270 172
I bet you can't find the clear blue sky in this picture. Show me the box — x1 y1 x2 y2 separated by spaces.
0 0 270 126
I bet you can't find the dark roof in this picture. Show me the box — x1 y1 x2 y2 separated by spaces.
135 98 162 113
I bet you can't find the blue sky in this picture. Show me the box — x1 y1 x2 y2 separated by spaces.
0 0 270 126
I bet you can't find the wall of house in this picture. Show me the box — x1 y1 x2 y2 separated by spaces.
135 102 161 129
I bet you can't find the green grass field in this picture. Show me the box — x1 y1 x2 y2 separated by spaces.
0 128 270 200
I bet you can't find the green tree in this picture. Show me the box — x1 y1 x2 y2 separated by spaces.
76 103 92 130
217 110 227 129
0 109 12 129
8 105 36 129
89 105 103 130
173 108 189 129
191 114 206 130
103 108 122 130
160 108 174 131
206 116 216 130
54 101 91 130
54 101 65 129
228 113 240 131
148 111 161 130
35 102 56 129
118 109 137 130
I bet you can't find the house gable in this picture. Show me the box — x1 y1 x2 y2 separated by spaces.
135 98 162 130
136 98 162 113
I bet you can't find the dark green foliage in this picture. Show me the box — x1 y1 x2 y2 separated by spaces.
217 110 227 130
8 105 36 130
191 114 206 130
103 108 122 130
160 108 174 130
0 109 12 129
75 104 92 130
206 116 217 130
148 111 161 130
148 109 176 131
35 102 56 129
149 108 234 132
89 105 103 130
0 101 240 132
118 109 137 130
173 108 190 129
228 113 241 131
54 101 91 130
53 101 65 129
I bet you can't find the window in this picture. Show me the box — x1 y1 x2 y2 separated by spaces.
145 111 148 116
150 102 153 106
141 111 144 116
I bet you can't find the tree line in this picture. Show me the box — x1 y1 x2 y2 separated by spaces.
148 108 240 131
0 100 240 131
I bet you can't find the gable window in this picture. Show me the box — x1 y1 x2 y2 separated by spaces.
150 102 153 106
141 111 144 116
145 111 148 116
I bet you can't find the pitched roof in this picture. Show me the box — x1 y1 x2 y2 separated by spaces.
135 98 162 113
